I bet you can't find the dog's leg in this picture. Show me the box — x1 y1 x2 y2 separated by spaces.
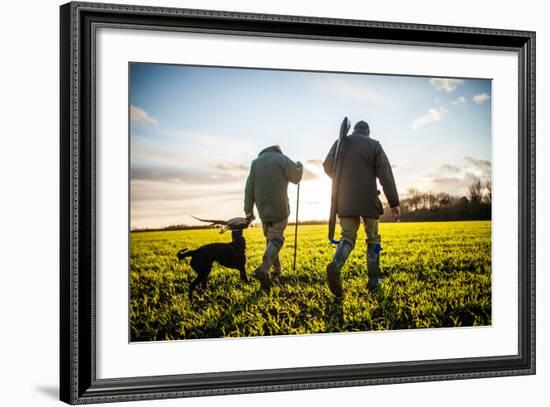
189 261 212 299
188 274 201 300
239 266 249 283
201 276 209 290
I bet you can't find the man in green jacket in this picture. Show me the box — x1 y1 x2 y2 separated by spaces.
244 145 303 291
323 120 400 297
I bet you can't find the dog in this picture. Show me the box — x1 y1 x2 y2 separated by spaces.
177 216 252 299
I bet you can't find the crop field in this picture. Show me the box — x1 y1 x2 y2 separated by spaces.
130 220 491 341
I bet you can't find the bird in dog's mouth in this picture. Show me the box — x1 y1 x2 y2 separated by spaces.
191 215 254 233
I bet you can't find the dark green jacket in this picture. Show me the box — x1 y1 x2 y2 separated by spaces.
323 129 399 219
244 146 303 223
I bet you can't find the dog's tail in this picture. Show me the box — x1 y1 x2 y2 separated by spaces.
177 248 196 260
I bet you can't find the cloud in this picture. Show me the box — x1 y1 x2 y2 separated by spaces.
430 78 464 92
416 157 491 196
130 179 243 203
131 129 259 173
391 163 415 173
473 92 491 104
452 96 466 106
215 162 249 172
464 156 491 168
412 107 448 130
131 165 247 185
427 172 480 196
306 159 323 166
302 167 320 181
130 105 158 126
130 179 244 229
464 156 491 177
439 164 460 173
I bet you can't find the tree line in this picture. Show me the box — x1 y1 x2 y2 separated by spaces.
379 177 491 222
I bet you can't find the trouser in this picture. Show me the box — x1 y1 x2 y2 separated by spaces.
261 218 288 273
338 216 382 290
339 216 381 248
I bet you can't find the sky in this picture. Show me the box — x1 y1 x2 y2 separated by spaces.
129 63 492 229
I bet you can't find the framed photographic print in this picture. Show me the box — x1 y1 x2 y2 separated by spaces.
60 1 536 404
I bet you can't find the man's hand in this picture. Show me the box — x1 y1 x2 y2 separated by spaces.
296 161 303 170
245 212 255 222
390 206 400 220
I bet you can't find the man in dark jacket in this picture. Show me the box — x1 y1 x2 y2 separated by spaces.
323 120 400 297
244 145 303 290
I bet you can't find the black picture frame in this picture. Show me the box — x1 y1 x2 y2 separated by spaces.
60 1 536 404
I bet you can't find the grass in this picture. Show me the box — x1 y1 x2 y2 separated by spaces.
130 220 491 341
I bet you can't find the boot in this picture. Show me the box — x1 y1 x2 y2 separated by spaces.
367 243 382 291
253 241 281 291
326 240 353 298
271 256 282 278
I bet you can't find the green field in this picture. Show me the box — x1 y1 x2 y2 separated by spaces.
130 220 491 341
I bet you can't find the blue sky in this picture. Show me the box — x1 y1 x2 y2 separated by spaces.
130 63 492 229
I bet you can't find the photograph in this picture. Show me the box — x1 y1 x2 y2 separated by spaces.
129 63 493 342
58 2 535 403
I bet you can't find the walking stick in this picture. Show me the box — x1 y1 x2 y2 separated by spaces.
293 182 300 272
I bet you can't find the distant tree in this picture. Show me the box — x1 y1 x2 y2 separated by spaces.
399 198 410 213
484 179 492 203
420 192 430 209
437 192 452 208
459 196 470 207
407 188 421 211
427 192 438 210
402 201 410 213
378 183 490 223
469 178 483 204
